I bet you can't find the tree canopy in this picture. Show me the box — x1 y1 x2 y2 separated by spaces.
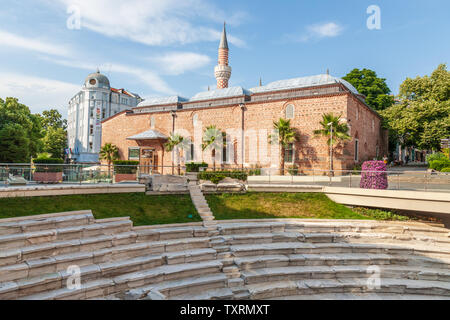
342 68 394 111
0 98 43 162
380 64 450 151
37 109 67 159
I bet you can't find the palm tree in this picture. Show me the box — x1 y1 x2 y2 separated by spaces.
313 113 351 173
202 125 226 171
164 134 184 175
269 118 298 175
99 143 119 177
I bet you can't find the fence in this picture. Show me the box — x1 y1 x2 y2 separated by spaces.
1 163 449 193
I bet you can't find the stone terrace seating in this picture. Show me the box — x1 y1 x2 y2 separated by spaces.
0 213 449 300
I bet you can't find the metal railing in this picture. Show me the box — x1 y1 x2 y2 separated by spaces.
1 163 449 193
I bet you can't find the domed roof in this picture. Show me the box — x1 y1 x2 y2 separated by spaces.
84 69 110 89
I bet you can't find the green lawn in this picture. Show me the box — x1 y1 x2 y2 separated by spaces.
0 192 410 226
0 193 201 226
205 192 410 221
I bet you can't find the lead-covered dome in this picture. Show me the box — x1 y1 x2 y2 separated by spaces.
84 70 110 89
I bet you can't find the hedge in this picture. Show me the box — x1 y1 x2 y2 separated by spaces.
429 159 450 172
185 162 208 172
113 160 139 174
359 160 388 190
33 158 64 172
440 167 450 173
198 170 248 184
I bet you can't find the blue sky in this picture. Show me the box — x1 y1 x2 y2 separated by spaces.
0 0 448 116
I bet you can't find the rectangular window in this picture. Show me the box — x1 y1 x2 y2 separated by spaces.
128 147 140 160
89 142 93 150
89 125 93 135
285 143 294 163
354 139 359 162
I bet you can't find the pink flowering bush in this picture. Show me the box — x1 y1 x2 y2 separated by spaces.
359 160 388 189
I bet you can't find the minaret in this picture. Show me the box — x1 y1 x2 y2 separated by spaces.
214 22 232 89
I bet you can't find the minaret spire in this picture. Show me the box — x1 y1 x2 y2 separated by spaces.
214 22 232 89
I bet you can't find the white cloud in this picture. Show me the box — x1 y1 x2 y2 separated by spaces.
284 22 344 43
41 56 175 95
0 29 70 56
51 0 246 47
0 73 79 115
308 22 343 38
149 52 211 75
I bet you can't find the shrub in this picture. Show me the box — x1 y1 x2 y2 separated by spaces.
199 170 248 183
429 159 450 171
287 165 299 176
33 158 64 172
353 207 410 221
113 160 139 174
426 152 447 164
185 162 208 172
440 167 450 173
359 160 388 189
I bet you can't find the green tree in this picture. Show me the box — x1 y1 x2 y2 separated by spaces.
37 109 67 159
0 97 43 162
269 118 298 175
99 143 119 176
381 64 450 151
202 125 226 171
343 68 394 111
314 113 351 172
165 134 185 175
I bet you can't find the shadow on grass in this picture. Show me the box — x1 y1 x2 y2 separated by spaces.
0 193 202 226
205 192 372 221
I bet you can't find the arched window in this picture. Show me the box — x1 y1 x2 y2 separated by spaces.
192 114 198 126
150 116 155 129
285 104 294 119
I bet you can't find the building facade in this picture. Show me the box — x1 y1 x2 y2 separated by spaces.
67 70 142 163
101 25 387 174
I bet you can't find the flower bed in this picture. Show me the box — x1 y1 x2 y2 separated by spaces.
359 160 388 189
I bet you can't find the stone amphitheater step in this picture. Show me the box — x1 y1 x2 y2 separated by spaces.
135 226 211 242
20 260 223 300
0 211 94 236
171 287 234 300
240 265 450 285
0 218 133 251
217 221 450 240
0 231 139 268
245 278 450 299
1 248 218 299
117 273 229 300
272 293 450 300
229 241 450 261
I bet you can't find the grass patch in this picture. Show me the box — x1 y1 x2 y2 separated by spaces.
0 193 201 226
206 192 371 220
351 207 412 221
205 192 411 221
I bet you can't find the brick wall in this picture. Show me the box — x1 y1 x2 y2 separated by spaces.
101 92 385 173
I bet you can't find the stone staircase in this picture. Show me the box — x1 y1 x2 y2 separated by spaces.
0 211 449 300
188 183 217 229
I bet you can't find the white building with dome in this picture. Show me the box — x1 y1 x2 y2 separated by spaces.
67 70 142 163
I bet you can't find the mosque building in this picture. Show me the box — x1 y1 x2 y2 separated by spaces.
101 23 387 173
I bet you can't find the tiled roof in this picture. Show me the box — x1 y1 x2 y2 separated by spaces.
189 86 251 102
111 87 136 98
249 74 359 95
126 129 168 140
136 96 188 108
